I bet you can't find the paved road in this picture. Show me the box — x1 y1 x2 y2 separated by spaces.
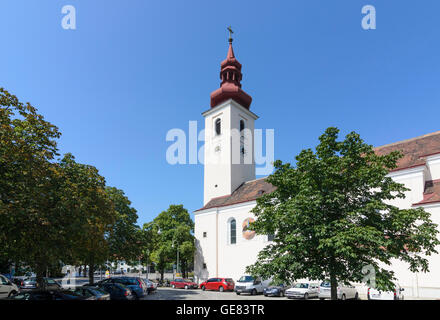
147 287 305 300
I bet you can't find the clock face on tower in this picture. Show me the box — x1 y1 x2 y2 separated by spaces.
242 217 256 240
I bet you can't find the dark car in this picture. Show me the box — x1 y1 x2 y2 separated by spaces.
73 286 111 300
7 290 89 300
263 284 289 297
200 278 235 292
96 277 146 299
95 283 135 300
21 277 62 291
170 278 198 289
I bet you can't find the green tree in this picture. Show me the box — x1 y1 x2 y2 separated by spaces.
0 88 63 287
246 127 440 300
106 187 142 266
59 154 117 285
148 205 195 280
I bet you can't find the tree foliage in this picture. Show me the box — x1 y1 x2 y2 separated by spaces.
0 88 143 285
246 127 440 299
145 205 195 279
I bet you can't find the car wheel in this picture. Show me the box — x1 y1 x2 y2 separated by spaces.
341 294 346 300
304 293 309 300
172 284 175 289
354 292 359 300
8 291 17 297
319 298 325 300
185 285 188 290
201 285 205 291
236 292 240 295
219 286 224 292
251 289 257 296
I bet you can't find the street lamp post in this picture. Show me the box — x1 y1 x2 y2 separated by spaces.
172 239 180 278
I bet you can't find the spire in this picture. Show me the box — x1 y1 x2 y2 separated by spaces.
210 27 252 109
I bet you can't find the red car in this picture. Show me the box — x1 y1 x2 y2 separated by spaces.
200 278 235 292
170 278 198 289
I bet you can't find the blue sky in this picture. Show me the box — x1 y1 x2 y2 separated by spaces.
1 0 439 225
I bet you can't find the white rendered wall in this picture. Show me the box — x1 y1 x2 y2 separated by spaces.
203 99 257 205
194 201 272 283
196 148 440 297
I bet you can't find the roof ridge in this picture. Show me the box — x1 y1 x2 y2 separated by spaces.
244 176 268 184
375 131 440 150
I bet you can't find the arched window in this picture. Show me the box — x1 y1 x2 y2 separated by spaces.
215 118 221 135
229 218 236 244
240 120 245 132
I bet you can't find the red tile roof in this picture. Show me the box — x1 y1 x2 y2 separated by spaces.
197 131 440 211
413 179 440 206
195 178 276 211
374 131 440 172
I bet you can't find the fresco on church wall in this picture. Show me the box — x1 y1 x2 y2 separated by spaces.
242 218 256 240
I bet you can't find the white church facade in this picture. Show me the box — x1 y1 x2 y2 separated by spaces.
193 36 440 299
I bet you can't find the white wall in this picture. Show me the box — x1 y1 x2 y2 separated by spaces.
194 201 272 283
203 99 257 205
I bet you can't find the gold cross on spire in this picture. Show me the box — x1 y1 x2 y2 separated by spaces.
227 26 234 43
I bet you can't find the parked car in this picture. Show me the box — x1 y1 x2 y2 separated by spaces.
285 282 319 299
73 286 111 300
7 290 90 300
318 281 359 300
11 277 26 288
235 275 265 295
170 278 198 289
94 283 135 300
96 277 146 299
140 279 156 293
20 277 62 291
368 284 404 300
200 278 234 292
0 274 20 299
263 283 290 297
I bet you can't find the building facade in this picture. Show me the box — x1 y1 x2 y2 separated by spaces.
193 37 440 298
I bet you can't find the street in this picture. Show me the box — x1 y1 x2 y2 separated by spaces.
146 287 348 300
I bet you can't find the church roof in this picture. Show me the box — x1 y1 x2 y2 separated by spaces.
210 37 252 109
413 179 440 206
195 178 276 212
374 130 440 172
197 131 440 212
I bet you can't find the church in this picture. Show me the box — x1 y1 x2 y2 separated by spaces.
193 35 440 299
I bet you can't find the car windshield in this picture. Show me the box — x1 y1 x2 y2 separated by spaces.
293 283 309 288
320 281 331 287
238 276 254 282
225 278 234 283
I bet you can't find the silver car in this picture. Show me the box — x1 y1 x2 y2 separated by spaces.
368 283 404 300
0 274 19 299
318 281 359 300
285 282 319 299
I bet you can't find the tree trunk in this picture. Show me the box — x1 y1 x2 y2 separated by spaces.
36 264 47 291
88 258 95 285
329 256 338 300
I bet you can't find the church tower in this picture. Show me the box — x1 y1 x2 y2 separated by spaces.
203 31 258 205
